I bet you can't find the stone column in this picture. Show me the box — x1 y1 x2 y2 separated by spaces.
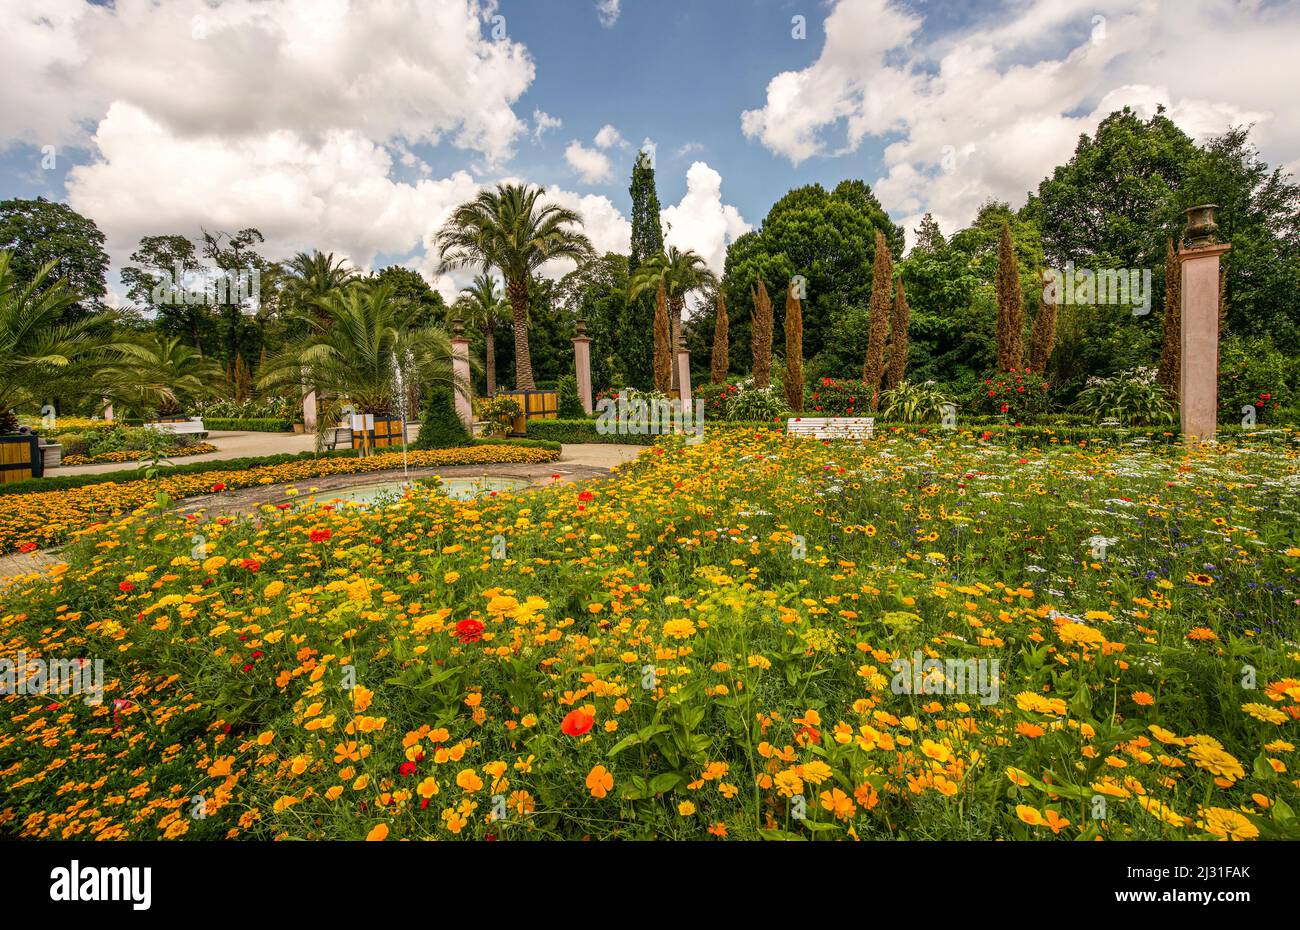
572 319 593 414
102 399 114 423
1178 205 1230 441
675 334 692 410
451 318 473 431
302 390 317 432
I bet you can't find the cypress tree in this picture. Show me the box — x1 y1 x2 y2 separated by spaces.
862 230 892 406
624 150 665 389
751 278 773 390
884 275 910 390
994 221 1024 372
1157 239 1181 395
1028 288 1057 376
653 281 672 393
710 291 729 384
414 385 470 449
784 280 804 410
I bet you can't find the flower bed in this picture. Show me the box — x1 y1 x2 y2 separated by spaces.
0 431 1295 841
0 444 560 553
62 442 220 466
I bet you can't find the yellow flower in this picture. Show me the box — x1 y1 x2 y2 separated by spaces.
1199 807 1259 841
662 618 696 639
677 801 696 816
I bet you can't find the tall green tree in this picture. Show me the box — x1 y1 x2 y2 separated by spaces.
622 150 666 389
0 197 108 320
628 246 717 389
555 253 628 393
121 234 212 352
0 251 114 432
453 274 509 395
436 183 593 390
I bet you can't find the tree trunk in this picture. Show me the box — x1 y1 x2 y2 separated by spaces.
485 320 498 395
669 295 684 391
506 278 534 390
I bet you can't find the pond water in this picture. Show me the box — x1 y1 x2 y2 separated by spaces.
319 475 531 506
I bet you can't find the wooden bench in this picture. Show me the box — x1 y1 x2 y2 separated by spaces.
324 426 353 450
787 416 874 440
144 417 208 439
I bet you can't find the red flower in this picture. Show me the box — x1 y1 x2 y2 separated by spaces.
561 709 594 737
455 618 485 643
212 482 226 492
399 761 417 777
577 490 594 502
18 542 37 553
118 581 135 592
999 403 1009 413
310 528 332 543
240 558 261 572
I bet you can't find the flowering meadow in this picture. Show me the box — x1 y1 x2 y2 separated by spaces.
1 428 1298 841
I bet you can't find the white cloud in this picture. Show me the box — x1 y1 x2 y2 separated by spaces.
742 0 1300 237
595 0 621 28
594 124 628 150
564 140 614 184
660 161 751 278
675 142 705 158
532 109 562 141
1 0 535 164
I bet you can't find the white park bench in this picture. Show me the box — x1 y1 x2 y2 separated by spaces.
324 425 353 450
787 416 874 440
144 417 208 438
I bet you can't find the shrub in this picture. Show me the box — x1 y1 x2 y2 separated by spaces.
724 382 789 422
415 387 470 449
556 374 585 419
202 417 295 432
478 396 522 437
808 377 876 416
1073 367 1175 426
879 380 954 424
1218 335 1293 427
968 368 1053 421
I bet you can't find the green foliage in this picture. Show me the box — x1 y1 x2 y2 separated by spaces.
1218 335 1294 426
721 380 790 422
414 386 471 449
879 380 954 424
0 197 109 320
201 417 294 432
1073 368 1175 426
969 369 1054 421
808 377 876 416
556 374 585 418
478 396 522 437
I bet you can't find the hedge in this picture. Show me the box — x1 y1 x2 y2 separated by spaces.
203 417 296 432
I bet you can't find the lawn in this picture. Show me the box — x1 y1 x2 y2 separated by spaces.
1 427 1297 840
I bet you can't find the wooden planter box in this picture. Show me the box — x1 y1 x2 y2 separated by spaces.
0 434 43 483
348 413 405 450
494 389 558 436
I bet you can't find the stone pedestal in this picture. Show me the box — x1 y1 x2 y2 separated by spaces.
451 320 473 430
675 342 692 409
102 400 114 423
302 390 317 432
1178 241 1230 440
572 319 593 414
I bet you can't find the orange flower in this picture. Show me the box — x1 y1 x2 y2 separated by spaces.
585 764 614 799
1131 691 1155 707
365 823 389 841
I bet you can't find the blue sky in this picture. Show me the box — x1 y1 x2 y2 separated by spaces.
2 0 1297 304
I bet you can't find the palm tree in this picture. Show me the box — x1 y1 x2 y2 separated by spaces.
453 273 509 395
629 246 718 389
0 250 113 434
283 250 357 313
100 335 224 418
435 183 593 390
258 281 462 454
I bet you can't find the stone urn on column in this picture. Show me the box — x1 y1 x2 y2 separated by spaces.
572 319 593 415
1178 205 1229 441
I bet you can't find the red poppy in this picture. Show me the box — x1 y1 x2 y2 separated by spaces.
561 709 594 737
310 528 332 543
455 618 485 643
399 761 417 777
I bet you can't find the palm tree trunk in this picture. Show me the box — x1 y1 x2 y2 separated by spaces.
669 295 684 391
485 320 497 395
507 278 534 390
